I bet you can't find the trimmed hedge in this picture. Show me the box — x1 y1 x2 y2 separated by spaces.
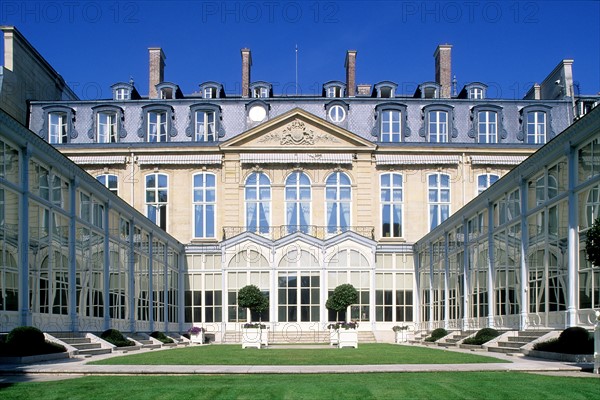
463 328 500 345
0 326 65 357
424 328 448 342
150 331 174 344
533 327 593 354
101 329 135 347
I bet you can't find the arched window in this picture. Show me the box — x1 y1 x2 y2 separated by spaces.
381 173 403 237
145 173 168 230
245 172 271 234
428 173 450 230
193 173 216 238
96 174 118 195
477 174 499 194
285 172 311 234
325 172 351 234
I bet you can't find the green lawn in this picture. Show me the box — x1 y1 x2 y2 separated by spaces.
1 372 598 400
90 343 507 365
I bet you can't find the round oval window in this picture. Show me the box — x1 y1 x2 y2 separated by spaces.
249 106 267 122
328 105 346 122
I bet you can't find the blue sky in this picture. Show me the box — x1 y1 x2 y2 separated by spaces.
1 1 599 100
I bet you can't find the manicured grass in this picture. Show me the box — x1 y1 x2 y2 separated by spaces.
1 372 598 399
90 343 507 365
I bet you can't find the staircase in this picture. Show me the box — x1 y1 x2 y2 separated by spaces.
487 330 552 354
51 333 112 357
441 331 474 347
128 333 162 349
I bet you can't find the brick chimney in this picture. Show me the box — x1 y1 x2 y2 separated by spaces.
345 50 357 97
148 47 166 99
434 44 452 98
241 48 252 98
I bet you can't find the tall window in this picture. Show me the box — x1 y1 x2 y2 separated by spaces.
145 173 168 230
148 111 168 142
195 111 215 142
381 173 403 237
428 173 450 230
245 172 270 234
428 110 448 143
478 111 497 143
49 112 68 144
326 172 351 234
527 111 546 144
381 110 401 142
96 174 118 195
477 174 499 194
97 112 118 143
193 173 216 238
285 172 311 234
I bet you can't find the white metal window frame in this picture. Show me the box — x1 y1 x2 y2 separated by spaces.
192 172 217 239
380 172 403 238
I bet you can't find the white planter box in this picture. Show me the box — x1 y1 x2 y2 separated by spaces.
190 332 204 344
242 328 268 349
395 330 408 343
330 329 339 346
338 329 358 349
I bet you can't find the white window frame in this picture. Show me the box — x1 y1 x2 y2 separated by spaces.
285 171 311 234
49 112 68 144
477 111 497 143
469 87 483 99
145 173 168 230
381 110 401 142
97 112 118 143
147 111 168 142
428 110 448 143
192 172 216 239
477 173 499 194
527 111 546 144
325 172 351 234
328 105 346 123
96 174 118 195
115 88 129 100
195 111 216 142
428 173 450 230
380 173 403 238
204 87 215 99
245 172 271 235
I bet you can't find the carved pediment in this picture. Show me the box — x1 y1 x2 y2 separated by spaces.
220 108 376 150
257 119 340 146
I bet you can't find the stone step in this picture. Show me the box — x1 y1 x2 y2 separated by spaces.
57 337 92 345
487 346 522 354
496 341 524 349
71 342 103 351
77 347 113 357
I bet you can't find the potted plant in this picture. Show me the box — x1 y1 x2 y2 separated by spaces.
237 285 269 349
187 326 205 344
392 325 410 343
326 284 359 348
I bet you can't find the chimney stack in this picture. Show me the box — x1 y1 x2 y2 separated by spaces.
241 48 252 98
434 44 452 98
345 50 357 97
148 47 166 99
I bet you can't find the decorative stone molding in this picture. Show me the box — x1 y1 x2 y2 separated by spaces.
258 120 340 146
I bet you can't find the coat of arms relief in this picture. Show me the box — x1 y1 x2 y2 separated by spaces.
258 119 340 145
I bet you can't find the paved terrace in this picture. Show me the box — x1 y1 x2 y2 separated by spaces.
0 344 597 383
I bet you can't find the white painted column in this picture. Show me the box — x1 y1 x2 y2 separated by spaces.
103 199 111 331
566 144 578 327
519 179 529 330
68 177 78 332
443 233 450 330
461 220 469 331
148 232 154 333
18 144 32 327
127 218 136 332
487 201 495 328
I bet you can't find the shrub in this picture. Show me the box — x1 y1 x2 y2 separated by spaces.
463 328 500 345
150 331 174 344
101 329 134 347
0 326 65 356
425 328 448 342
533 327 593 354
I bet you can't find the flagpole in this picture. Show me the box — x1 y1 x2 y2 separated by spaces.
295 44 298 95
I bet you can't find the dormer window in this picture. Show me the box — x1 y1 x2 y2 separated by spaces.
89 105 125 143
519 105 554 144
323 81 346 98
138 104 176 142
161 88 173 99
42 105 76 144
468 105 506 144
250 81 272 99
199 82 224 99
186 103 222 142
156 82 183 100
417 82 441 99
374 81 397 98
375 103 409 143
419 104 457 143
110 82 140 101
325 100 348 125
459 83 488 100
246 100 269 124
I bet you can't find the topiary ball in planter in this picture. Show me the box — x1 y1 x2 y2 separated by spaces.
150 331 174 344
557 326 593 354
6 326 45 348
